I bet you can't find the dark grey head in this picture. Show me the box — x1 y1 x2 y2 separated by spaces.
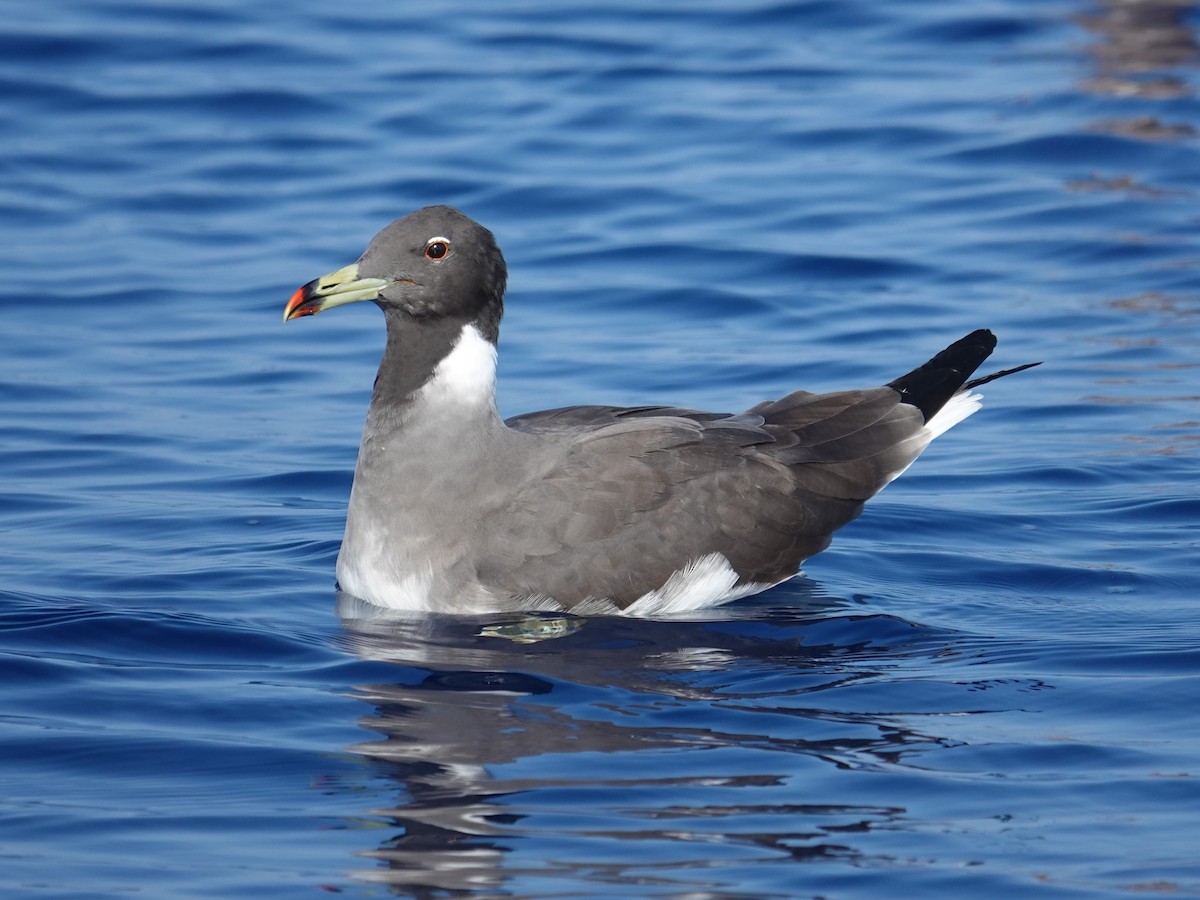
285 205 507 343
360 206 506 339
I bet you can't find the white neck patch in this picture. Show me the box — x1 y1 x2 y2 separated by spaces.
417 324 497 410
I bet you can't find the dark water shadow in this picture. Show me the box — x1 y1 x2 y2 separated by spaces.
331 582 1017 895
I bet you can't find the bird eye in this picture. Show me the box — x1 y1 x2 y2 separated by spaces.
424 238 450 260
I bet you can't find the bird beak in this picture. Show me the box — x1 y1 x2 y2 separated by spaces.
283 263 391 321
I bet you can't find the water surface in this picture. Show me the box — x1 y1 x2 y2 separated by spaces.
2 0 1198 896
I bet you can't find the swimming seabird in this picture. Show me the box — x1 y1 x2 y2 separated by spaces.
284 206 1036 615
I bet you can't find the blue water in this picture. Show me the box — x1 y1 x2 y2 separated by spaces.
3 0 1199 896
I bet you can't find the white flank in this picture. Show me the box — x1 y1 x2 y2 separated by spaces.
624 552 779 617
416 324 497 410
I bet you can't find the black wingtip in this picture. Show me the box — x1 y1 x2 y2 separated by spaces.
964 360 1042 390
886 329 998 422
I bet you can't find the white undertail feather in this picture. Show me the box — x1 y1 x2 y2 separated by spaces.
882 389 984 487
924 389 983 440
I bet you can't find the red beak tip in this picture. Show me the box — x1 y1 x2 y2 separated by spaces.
283 287 313 321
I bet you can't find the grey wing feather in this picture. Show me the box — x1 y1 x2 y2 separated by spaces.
505 404 733 433
481 390 929 607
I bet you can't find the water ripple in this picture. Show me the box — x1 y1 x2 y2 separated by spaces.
2 0 1198 896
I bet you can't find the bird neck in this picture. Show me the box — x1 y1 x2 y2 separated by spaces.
366 311 502 437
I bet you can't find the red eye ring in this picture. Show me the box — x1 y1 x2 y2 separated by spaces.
424 238 450 260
